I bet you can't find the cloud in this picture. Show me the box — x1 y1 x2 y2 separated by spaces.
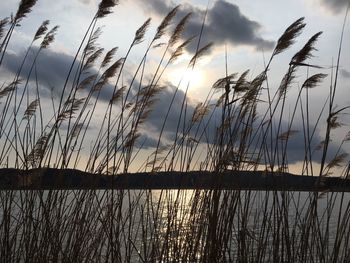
2 48 77 96
1 46 343 166
1 47 118 101
319 0 349 13
0 46 199 140
142 83 342 166
137 0 274 52
78 0 96 5
340 69 350 78
135 133 161 149
272 126 338 165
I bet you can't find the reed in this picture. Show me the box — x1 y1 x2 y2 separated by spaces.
1 0 350 262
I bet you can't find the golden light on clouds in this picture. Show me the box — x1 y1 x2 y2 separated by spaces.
169 67 206 92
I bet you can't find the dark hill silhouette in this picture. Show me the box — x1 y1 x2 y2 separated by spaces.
1 168 350 191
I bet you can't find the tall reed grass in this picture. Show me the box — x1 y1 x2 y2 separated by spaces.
1 0 350 261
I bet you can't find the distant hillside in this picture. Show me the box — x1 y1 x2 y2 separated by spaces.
1 168 350 191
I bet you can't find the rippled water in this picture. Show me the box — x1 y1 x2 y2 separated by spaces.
1 190 350 262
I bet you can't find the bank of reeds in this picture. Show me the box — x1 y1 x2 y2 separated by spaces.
1 0 350 262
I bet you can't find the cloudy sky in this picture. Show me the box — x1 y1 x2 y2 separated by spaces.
1 0 349 96
1 0 350 172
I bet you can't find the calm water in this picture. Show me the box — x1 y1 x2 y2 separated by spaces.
1 190 350 262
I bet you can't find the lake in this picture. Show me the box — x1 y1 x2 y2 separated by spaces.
1 189 350 262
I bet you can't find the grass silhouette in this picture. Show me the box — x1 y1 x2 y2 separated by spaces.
1 0 350 261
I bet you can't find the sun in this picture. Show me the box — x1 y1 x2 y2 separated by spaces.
169 67 205 91
183 69 204 87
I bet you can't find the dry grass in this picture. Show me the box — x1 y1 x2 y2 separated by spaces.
1 0 350 262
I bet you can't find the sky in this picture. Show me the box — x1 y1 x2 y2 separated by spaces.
1 0 350 173
1 0 349 97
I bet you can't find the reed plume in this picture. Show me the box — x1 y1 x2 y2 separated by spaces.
26 133 48 166
101 47 118 69
33 20 50 42
1 3 350 262
93 58 124 91
96 0 118 18
111 86 126 104
133 18 151 46
0 18 9 40
291 31 323 65
325 153 348 171
169 36 195 63
23 99 39 120
169 13 192 47
72 123 84 138
328 114 342 129
189 43 213 66
278 33 322 99
272 17 305 56
124 132 140 148
0 79 21 99
58 98 85 121
40 25 59 49
212 74 237 90
302 73 327 89
14 0 37 24
233 70 250 93
154 5 179 41
82 47 104 72
345 131 350 142
84 27 102 57
191 103 210 123
77 74 98 90
278 130 299 140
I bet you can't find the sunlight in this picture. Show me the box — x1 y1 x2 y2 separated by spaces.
169 67 205 91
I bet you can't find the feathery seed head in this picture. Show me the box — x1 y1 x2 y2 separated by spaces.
97 0 118 18
23 99 39 119
101 47 118 69
273 17 305 56
169 13 192 47
133 18 151 46
0 18 9 40
302 73 327 89
154 5 180 41
14 0 37 24
169 36 195 63
77 74 98 90
291 31 323 65
0 79 21 99
33 20 50 42
84 27 102 56
189 42 213 67
82 47 104 72
40 25 59 49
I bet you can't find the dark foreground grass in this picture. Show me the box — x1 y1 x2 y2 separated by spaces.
1 0 350 262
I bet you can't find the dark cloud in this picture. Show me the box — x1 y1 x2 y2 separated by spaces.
1 47 118 100
270 125 340 165
1 47 199 143
3 48 78 96
139 0 171 16
135 133 161 149
147 84 191 136
137 0 274 52
320 0 349 13
340 69 350 78
143 84 342 166
1 47 343 166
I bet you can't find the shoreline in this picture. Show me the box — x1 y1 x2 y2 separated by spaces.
1 168 349 191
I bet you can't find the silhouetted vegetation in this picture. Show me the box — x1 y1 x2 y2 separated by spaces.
1 0 350 261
